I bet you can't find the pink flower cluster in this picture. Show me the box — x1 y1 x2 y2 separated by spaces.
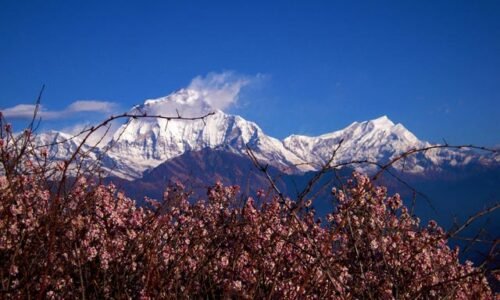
0 130 495 298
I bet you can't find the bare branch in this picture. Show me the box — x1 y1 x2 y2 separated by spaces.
295 139 344 207
446 203 500 239
245 144 285 203
373 144 498 180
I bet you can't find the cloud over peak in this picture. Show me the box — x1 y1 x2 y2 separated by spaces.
142 71 259 117
188 71 251 112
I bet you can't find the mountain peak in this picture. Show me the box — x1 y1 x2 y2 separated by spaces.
368 115 394 127
137 88 212 118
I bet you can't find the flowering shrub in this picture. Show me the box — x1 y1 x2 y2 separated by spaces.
0 123 495 298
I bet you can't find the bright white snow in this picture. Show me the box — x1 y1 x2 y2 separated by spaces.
34 89 494 180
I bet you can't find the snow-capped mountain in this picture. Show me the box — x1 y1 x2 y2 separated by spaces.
284 116 421 168
284 116 462 173
35 89 497 180
101 88 311 179
283 116 497 173
35 130 85 158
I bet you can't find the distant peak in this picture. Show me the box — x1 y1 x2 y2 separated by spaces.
369 115 394 127
143 88 198 106
131 88 215 118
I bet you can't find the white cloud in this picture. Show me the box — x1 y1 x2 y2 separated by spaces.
0 104 63 119
188 71 251 111
66 100 117 113
141 71 259 118
1 100 119 120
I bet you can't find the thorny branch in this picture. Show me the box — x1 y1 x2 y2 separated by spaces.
245 136 499 281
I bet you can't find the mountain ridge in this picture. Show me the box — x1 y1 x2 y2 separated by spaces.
35 88 498 180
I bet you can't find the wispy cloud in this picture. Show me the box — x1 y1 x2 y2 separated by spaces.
187 71 251 111
66 101 117 113
1 100 118 120
142 71 262 118
1 104 44 119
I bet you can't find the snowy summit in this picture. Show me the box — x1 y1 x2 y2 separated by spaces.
36 89 493 180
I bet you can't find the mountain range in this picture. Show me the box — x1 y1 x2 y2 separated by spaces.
35 88 498 181
31 90 499 264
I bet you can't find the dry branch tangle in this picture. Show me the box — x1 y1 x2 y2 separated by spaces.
0 145 494 298
0 96 497 298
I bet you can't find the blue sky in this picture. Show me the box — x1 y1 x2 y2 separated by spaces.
0 0 499 145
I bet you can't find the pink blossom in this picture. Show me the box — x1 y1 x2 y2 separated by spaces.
0 133 493 299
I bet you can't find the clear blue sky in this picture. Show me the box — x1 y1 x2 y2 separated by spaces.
1 0 499 145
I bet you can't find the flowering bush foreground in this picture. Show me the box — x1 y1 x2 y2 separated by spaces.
0 131 496 299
